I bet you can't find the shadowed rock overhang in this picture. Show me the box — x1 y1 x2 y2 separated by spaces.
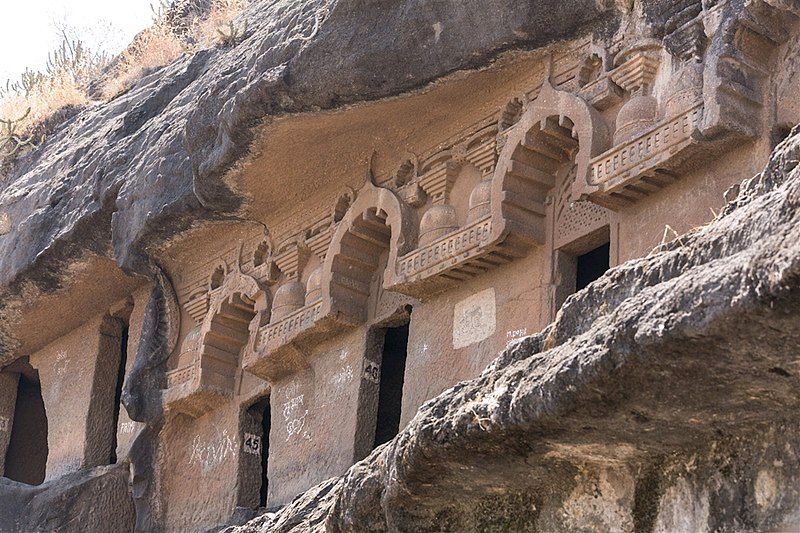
0 0 618 361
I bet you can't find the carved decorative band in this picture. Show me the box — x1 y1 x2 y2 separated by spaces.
397 217 493 280
166 365 195 388
590 104 703 186
260 300 323 345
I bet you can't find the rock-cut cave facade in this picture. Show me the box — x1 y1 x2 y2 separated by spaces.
3 1 800 530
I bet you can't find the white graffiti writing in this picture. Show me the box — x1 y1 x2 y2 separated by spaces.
330 365 353 387
282 381 301 400
55 350 69 378
188 429 235 471
506 328 527 340
0 416 8 432
282 394 311 442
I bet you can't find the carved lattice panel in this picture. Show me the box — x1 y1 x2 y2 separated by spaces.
556 165 609 249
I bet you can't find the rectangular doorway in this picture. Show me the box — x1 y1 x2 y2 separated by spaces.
373 321 410 449
553 226 611 315
4 370 48 485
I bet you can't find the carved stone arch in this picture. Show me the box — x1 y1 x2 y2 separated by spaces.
204 270 268 359
321 180 414 325
165 271 268 417
490 80 610 248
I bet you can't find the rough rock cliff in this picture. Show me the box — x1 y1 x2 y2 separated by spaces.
0 0 615 353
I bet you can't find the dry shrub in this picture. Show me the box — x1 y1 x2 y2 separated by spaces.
0 36 107 139
2 0 251 152
191 0 250 48
101 21 186 99
102 0 249 99
0 80 86 136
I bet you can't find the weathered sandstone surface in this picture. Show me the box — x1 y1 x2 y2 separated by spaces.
221 129 800 530
0 0 612 345
2 0 800 530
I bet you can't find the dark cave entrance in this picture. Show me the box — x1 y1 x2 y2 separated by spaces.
575 241 611 292
5 368 48 485
553 226 612 315
373 320 410 449
243 396 271 508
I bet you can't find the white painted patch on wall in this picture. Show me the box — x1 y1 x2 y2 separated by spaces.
453 288 496 349
432 22 443 43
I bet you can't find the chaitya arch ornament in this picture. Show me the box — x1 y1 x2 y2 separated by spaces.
389 79 609 298
242 178 414 382
165 264 268 418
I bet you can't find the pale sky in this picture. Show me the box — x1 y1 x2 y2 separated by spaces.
0 0 155 83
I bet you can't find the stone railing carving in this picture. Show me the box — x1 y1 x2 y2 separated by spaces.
571 2 796 209
259 300 323 347
396 216 493 280
166 365 195 388
390 217 498 296
242 300 332 382
578 104 704 208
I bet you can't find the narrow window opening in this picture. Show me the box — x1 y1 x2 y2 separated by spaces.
373 321 410 449
575 241 610 292
5 370 48 485
258 398 271 507
109 324 129 464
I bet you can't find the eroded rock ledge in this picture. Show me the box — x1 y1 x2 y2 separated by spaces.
227 131 800 531
0 0 616 360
